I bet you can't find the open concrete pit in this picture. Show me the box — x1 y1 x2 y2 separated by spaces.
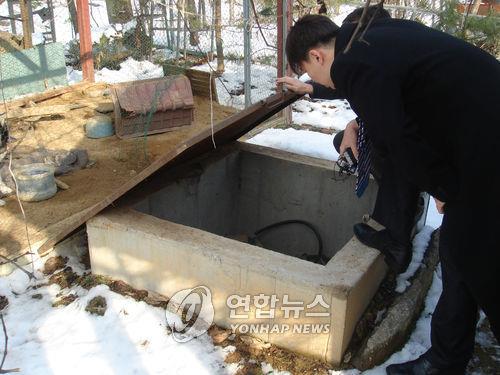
87 141 388 365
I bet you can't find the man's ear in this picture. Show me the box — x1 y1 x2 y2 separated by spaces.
308 49 325 65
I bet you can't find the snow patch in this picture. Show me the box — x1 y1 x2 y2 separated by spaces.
396 226 434 293
247 128 338 162
67 58 164 84
292 99 356 131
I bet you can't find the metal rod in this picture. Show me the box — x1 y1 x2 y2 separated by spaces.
169 0 174 48
176 0 181 59
283 0 292 125
182 0 187 61
277 0 283 79
243 0 251 107
210 0 214 56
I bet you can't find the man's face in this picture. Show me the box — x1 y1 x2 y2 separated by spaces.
300 47 335 88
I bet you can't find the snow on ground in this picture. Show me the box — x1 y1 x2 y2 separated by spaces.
247 128 338 161
395 226 434 293
67 57 164 84
425 199 443 229
292 99 357 131
194 59 277 109
0 224 442 375
0 251 238 375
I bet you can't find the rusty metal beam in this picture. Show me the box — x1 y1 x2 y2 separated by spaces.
277 0 284 79
277 0 293 125
76 0 94 82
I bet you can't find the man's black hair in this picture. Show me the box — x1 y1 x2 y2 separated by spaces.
286 15 340 75
342 5 391 24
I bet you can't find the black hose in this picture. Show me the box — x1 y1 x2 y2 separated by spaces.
251 220 327 265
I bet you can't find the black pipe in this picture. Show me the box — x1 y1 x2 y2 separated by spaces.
251 220 327 265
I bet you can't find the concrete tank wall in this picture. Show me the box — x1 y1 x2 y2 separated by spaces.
89 142 387 365
134 142 377 260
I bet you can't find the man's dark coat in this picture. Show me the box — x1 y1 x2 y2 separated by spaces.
331 19 500 342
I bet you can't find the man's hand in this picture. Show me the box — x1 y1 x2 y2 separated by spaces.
433 197 446 214
340 119 360 159
276 77 313 95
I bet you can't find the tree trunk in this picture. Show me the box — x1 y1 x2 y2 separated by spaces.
186 0 199 45
169 0 175 49
229 0 234 23
471 0 481 15
19 0 32 48
215 0 224 73
199 0 207 28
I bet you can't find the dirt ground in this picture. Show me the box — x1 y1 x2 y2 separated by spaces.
0 83 235 259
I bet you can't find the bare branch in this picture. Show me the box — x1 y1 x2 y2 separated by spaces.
250 0 277 50
343 0 372 53
358 0 385 44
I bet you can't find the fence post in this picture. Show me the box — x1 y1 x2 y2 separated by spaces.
182 0 187 60
76 0 95 82
210 1 214 56
277 0 283 80
176 2 181 59
47 0 57 42
243 0 251 107
284 0 293 124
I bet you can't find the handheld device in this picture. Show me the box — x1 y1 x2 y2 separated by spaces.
336 147 358 175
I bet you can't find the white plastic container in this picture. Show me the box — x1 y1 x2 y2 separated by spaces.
14 163 57 202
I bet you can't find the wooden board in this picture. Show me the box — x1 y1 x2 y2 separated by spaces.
1 92 235 262
5 104 85 119
36 91 300 254
185 69 219 103
2 82 91 113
